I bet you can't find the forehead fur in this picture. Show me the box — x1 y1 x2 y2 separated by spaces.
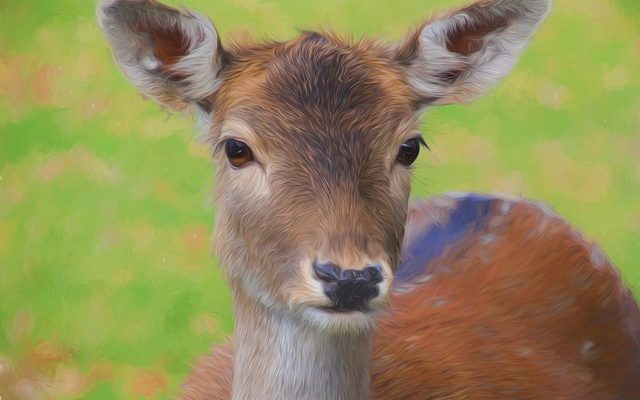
212 32 418 146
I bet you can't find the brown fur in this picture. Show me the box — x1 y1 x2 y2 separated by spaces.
181 198 640 399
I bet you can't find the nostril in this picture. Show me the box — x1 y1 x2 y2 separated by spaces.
363 265 383 284
313 261 341 283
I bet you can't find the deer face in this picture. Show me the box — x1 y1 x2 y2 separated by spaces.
208 36 419 329
99 0 550 331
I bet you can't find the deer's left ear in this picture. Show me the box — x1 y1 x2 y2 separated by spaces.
395 0 551 107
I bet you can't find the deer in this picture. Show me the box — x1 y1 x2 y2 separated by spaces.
97 0 640 398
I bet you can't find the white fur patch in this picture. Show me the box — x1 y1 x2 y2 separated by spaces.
140 54 160 71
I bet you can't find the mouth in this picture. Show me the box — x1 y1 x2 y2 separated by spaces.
316 306 369 314
300 303 380 331
313 302 380 316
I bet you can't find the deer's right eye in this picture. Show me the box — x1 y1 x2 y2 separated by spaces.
396 137 421 167
225 139 254 168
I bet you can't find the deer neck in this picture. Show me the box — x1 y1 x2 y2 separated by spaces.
230 284 373 400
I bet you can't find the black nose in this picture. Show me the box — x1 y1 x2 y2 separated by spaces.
312 262 383 311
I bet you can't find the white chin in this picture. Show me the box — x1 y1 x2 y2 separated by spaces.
298 307 378 333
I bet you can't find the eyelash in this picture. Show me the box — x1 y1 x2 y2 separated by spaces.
213 140 228 156
417 136 429 150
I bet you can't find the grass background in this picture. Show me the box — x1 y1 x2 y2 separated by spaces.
1 0 638 398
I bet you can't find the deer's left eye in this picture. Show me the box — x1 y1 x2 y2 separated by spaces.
396 137 422 166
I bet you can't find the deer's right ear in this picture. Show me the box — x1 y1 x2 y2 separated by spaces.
97 0 224 114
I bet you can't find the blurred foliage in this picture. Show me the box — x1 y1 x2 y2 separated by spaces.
1 0 639 398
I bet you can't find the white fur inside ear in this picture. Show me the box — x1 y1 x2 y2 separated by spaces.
405 0 552 106
170 12 223 102
140 54 161 71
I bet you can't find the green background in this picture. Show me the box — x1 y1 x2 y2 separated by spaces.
1 0 638 398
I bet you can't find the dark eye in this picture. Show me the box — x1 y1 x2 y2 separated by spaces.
225 139 254 168
396 137 421 166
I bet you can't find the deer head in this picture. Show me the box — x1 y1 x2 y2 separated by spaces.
98 0 550 332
